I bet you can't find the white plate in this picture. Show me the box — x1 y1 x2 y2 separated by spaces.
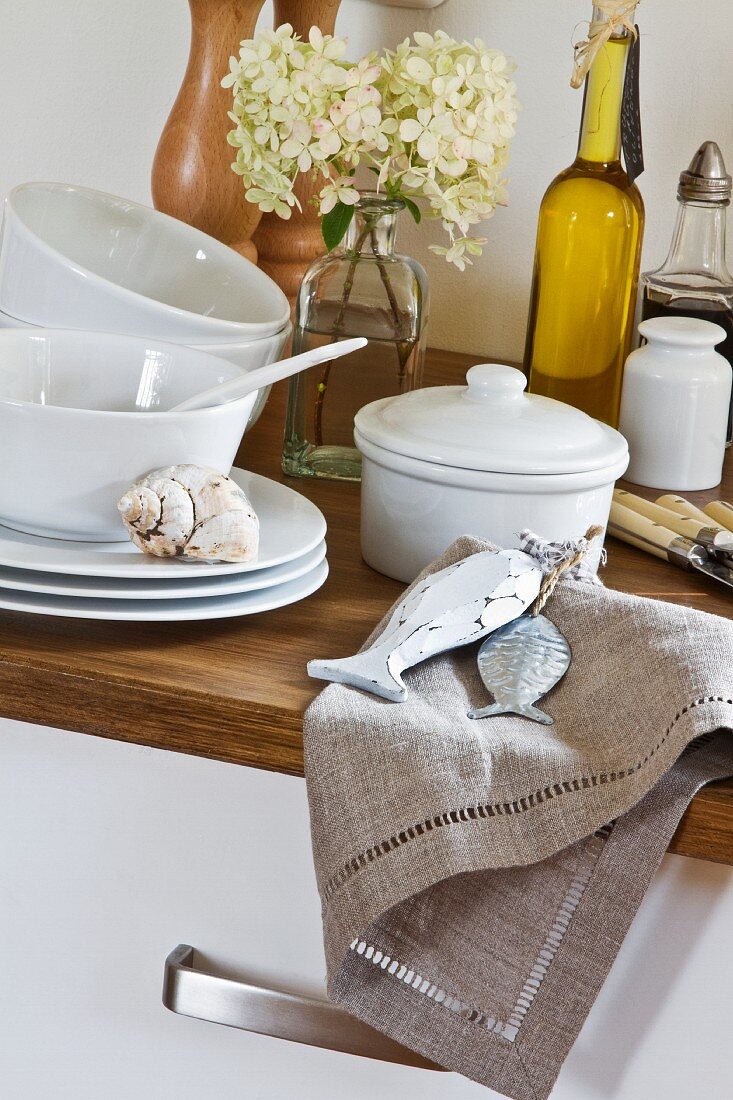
0 469 326 579
0 559 328 621
0 540 326 600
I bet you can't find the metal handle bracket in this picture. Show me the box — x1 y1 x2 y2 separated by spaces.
162 945 442 1071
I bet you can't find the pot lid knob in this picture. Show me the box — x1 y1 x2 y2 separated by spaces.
465 363 527 402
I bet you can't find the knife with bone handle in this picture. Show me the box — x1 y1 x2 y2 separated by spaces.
702 499 733 533
656 494 733 535
608 501 733 591
613 489 733 561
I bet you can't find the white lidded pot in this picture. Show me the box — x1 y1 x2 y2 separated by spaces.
619 316 731 491
354 363 629 582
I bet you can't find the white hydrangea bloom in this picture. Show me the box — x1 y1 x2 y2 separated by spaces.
224 25 519 265
377 31 519 263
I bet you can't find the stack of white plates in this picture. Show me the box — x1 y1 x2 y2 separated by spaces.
0 470 328 622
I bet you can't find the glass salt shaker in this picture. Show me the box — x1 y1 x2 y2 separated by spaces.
640 141 733 443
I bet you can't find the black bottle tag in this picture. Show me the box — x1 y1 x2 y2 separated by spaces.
621 27 644 183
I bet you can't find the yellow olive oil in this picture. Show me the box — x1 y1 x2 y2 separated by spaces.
524 31 644 427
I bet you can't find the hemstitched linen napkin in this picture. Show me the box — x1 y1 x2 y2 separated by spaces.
304 537 733 1100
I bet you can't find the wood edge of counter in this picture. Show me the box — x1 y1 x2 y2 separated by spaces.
1 657 731 864
3 660 305 776
669 780 733 866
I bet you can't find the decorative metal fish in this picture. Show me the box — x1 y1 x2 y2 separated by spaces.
467 613 571 725
308 549 542 702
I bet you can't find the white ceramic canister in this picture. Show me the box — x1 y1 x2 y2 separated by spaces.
354 363 629 583
619 316 731 491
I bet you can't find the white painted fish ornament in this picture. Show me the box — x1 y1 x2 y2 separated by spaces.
468 613 571 725
308 549 541 702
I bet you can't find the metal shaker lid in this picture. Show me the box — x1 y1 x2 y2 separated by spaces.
678 141 732 203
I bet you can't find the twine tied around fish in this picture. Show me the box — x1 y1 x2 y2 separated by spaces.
469 527 604 725
571 0 640 89
528 526 604 615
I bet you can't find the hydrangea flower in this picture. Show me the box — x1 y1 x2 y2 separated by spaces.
319 175 360 214
224 25 519 266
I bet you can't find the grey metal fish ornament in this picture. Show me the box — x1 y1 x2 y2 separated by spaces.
468 613 571 725
308 549 542 702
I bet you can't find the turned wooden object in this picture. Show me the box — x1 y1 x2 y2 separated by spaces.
152 0 265 263
252 0 342 300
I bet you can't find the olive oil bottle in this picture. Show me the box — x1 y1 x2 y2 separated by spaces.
524 8 644 427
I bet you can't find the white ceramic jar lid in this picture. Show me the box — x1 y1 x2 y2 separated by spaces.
354 364 628 475
638 315 727 347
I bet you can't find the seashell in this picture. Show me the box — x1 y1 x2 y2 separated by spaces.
468 613 571 725
117 464 258 562
308 548 542 702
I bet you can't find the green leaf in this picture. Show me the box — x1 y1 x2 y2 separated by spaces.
322 201 355 252
402 197 422 224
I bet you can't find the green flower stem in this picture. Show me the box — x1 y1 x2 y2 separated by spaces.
313 222 370 448
368 227 413 386
369 227 403 331
312 215 413 448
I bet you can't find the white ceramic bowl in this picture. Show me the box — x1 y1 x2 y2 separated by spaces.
355 364 629 582
194 323 291 430
0 183 291 342
0 329 260 541
0 309 291 434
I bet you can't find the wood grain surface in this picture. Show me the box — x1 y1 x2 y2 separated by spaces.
251 0 342 297
151 0 265 262
1 348 731 864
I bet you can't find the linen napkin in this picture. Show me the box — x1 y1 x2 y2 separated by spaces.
304 536 733 1100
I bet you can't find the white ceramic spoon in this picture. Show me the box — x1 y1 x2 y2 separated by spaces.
171 337 367 412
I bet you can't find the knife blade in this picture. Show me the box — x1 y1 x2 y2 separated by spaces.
608 501 733 592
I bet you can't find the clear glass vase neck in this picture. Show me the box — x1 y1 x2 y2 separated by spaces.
344 194 403 257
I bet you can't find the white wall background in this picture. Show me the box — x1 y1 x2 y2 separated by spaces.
0 0 731 359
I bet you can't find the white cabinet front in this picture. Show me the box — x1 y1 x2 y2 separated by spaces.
1 717 731 1100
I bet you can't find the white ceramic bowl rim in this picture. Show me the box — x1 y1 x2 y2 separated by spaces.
5 182 291 335
0 306 294 353
0 328 256 418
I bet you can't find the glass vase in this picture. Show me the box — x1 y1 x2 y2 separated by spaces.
283 192 429 481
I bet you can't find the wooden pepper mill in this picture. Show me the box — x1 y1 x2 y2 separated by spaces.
151 0 266 264
251 0 343 300
153 0 342 294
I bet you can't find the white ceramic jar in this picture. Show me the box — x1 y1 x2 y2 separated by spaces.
354 364 629 582
619 316 731 491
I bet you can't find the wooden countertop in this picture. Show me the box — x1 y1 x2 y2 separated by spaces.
3 349 732 865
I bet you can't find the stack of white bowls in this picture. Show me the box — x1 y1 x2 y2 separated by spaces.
0 184 335 621
0 182 292 433
0 327 328 621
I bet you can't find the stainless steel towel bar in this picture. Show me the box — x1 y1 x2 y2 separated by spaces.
162 945 443 1071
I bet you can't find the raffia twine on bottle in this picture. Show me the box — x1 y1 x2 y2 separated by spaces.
571 0 640 89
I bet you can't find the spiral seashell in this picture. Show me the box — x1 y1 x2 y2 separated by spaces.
117 464 259 562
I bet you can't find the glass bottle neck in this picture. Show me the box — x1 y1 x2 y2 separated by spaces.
345 197 401 257
576 25 630 166
656 200 732 282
